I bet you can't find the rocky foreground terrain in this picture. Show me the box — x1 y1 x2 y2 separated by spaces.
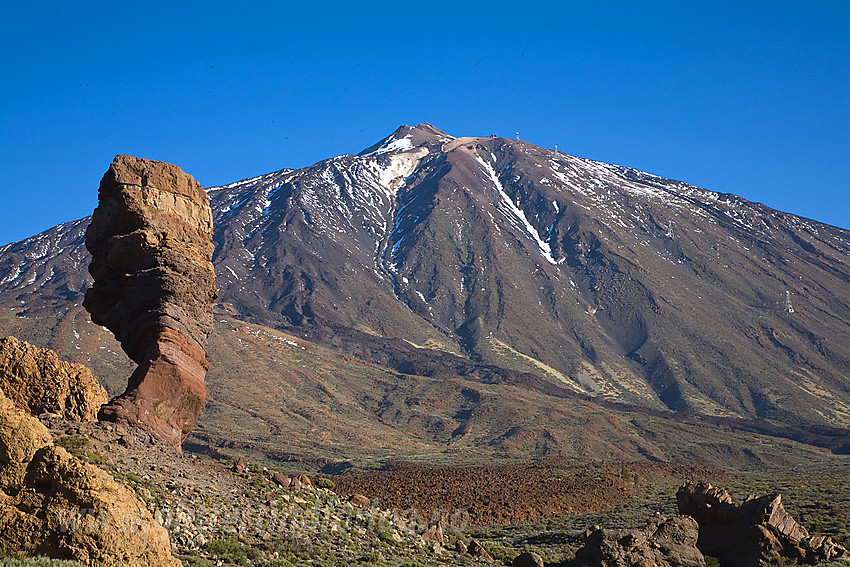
0 336 844 566
0 338 846 566
1 400 847 566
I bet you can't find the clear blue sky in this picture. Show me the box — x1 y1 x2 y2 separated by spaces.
1 1 848 246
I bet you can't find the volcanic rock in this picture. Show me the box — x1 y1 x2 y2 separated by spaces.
272 472 289 486
0 336 107 420
350 493 371 507
513 551 544 567
468 539 493 560
676 482 847 566
296 473 313 488
0 388 53 490
0 387 178 566
423 522 444 545
84 154 217 450
576 515 704 567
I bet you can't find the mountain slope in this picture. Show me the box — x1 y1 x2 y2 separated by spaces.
1 124 849 462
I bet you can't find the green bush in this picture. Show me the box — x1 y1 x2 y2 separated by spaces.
482 541 518 565
85 451 105 465
317 477 336 490
204 537 261 563
359 551 382 563
54 435 89 457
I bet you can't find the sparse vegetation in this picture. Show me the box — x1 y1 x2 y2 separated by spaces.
85 450 105 464
482 541 518 565
53 434 88 457
204 536 261 564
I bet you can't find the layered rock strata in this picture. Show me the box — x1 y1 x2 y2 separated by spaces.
84 155 216 450
677 482 847 566
0 336 107 420
0 388 179 566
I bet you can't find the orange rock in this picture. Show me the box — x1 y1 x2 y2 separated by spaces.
423 522 444 545
0 336 106 420
297 473 313 488
0 388 178 566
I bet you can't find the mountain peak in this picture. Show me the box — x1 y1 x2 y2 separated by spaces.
358 123 453 156
3 124 850 468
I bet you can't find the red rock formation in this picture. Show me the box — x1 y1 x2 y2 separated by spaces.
84 155 216 451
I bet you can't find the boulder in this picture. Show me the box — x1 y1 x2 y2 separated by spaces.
296 473 313 488
0 391 53 490
0 388 178 566
233 457 246 474
468 539 493 560
350 493 371 507
576 515 704 567
455 539 468 554
677 481 847 566
84 155 217 451
513 551 544 567
272 472 289 486
423 522 444 545
0 336 107 420
808 535 848 563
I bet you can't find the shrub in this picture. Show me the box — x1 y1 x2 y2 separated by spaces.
204 537 261 563
317 477 336 490
85 451 105 465
54 435 89 457
359 551 382 563
483 541 518 565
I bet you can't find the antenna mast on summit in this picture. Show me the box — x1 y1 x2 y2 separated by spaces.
516 132 520 140
785 290 794 314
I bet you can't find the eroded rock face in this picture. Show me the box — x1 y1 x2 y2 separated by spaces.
576 515 705 567
0 336 107 421
84 155 216 450
677 482 847 566
0 388 179 566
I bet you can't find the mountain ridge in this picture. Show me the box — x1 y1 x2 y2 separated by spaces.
1 124 849 465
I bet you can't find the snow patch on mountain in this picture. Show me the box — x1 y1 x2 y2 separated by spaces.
361 134 414 157
475 155 561 265
363 148 428 197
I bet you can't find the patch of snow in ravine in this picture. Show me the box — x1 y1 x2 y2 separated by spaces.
475 156 561 265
